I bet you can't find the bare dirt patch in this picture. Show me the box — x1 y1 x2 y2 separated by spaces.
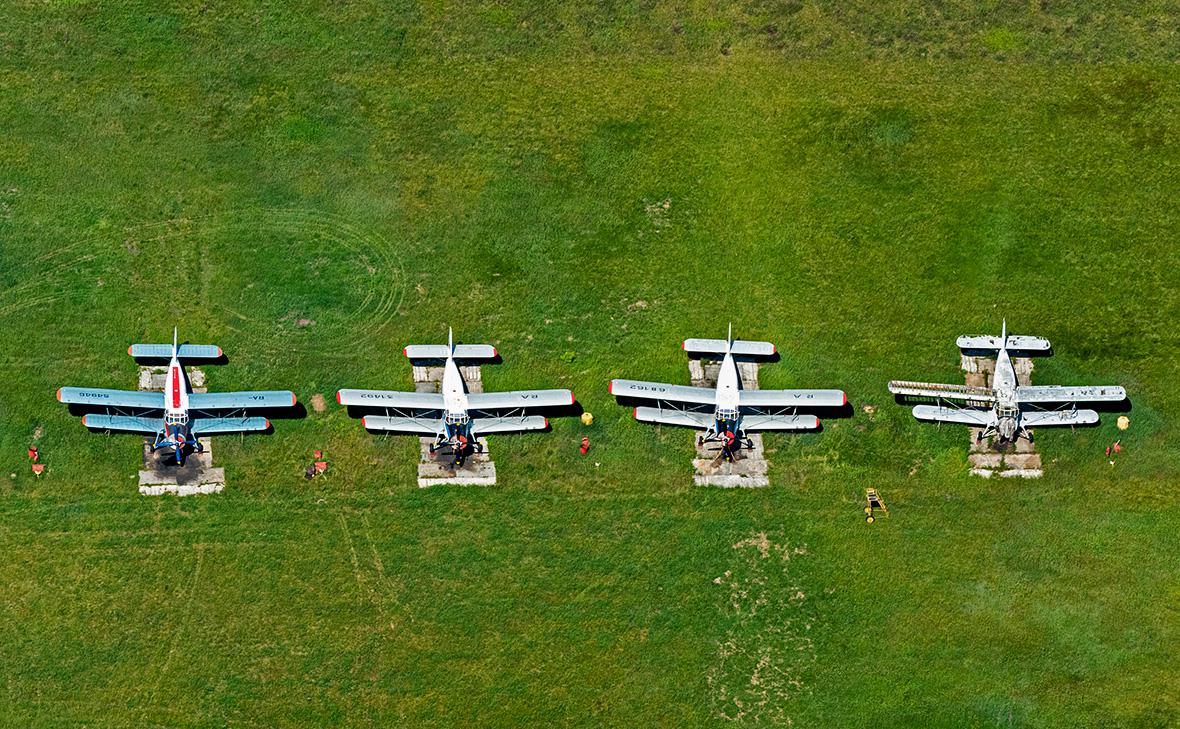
310 393 327 413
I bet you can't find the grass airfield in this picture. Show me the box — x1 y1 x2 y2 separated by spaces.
2 3 1179 726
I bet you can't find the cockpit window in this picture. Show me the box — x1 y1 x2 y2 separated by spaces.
165 412 188 426
716 408 739 422
445 411 470 426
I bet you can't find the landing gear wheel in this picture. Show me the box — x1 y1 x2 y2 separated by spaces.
866 515 875 524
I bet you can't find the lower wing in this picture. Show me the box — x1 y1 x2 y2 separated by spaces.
911 405 995 426
1021 409 1100 427
466 389 575 410
189 391 297 410
633 407 713 429
471 415 548 436
361 415 441 435
58 387 165 410
191 416 270 435
739 389 845 408
740 414 820 431
80 414 161 434
1016 385 1126 404
609 379 716 406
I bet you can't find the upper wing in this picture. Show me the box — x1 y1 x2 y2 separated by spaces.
1016 385 1126 403
472 415 548 435
191 416 270 435
189 391 297 410
911 404 994 426
361 415 441 434
956 334 1051 352
1021 409 1100 427
337 389 445 410
739 389 846 408
633 407 713 429
888 381 995 403
80 414 160 433
466 389 575 410
740 414 820 431
609 379 716 406
57 387 165 409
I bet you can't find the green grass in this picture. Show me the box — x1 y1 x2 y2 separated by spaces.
2 2 1180 726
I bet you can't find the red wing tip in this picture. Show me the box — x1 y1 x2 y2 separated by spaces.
81 414 88 426
336 391 342 404
633 407 638 419
291 393 297 406
492 348 498 357
265 419 271 429
56 388 62 402
570 392 577 405
608 381 613 394
842 392 847 406
681 341 687 350
772 346 778 354
217 347 223 358
543 418 549 428
361 416 369 428
403 347 409 357
127 345 133 356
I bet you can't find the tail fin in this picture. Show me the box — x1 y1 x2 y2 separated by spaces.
173 327 179 358
727 322 733 353
448 327 454 354
1001 319 1007 348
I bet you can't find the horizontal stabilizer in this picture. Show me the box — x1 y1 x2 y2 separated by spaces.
189 391 297 410
472 415 549 436
911 405 994 427
888 381 995 403
740 389 846 409
361 415 440 435
192 416 270 435
1020 409 1100 427
1016 385 1126 404
337 389 445 410
129 343 222 359
633 407 713 429
683 338 776 357
467 389 575 410
609 379 716 406
404 344 497 360
57 387 165 410
740 414 820 431
81 414 160 434
956 334 1051 353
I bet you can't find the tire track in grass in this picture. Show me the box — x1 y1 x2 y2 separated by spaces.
0 208 407 369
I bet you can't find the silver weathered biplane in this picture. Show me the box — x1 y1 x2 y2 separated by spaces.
56 329 297 463
337 329 575 457
888 320 1127 443
609 325 846 449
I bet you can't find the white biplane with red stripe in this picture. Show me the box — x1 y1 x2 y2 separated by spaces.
609 324 846 452
57 329 297 463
